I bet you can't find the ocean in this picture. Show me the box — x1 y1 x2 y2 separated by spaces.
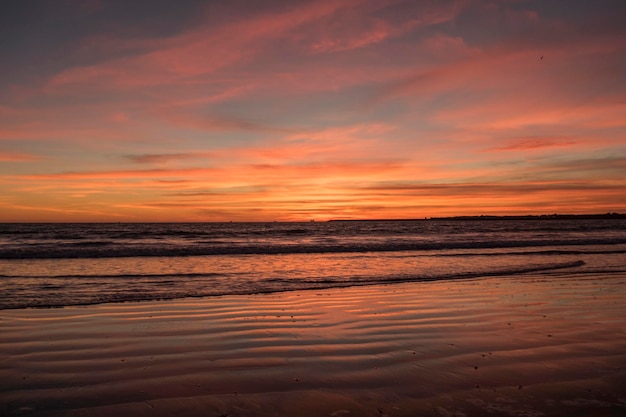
1 219 625 310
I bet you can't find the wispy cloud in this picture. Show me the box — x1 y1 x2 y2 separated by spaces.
126 152 216 165
0 151 40 162
1 0 625 221
485 136 579 152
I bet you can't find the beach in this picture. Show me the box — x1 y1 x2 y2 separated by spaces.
2 271 625 417
2 0 626 414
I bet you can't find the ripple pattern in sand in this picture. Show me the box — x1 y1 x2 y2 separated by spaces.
1 274 626 416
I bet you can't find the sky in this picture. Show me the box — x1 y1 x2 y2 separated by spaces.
1 0 625 222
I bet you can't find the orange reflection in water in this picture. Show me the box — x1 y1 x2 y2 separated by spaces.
2 272 625 416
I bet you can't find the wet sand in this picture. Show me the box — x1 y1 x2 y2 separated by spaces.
2 273 625 416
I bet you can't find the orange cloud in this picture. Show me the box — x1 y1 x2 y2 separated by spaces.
1 1 624 221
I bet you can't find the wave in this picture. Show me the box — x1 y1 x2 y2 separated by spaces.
262 260 587 287
0 260 586 310
1 238 625 259
0 272 226 279
435 248 626 257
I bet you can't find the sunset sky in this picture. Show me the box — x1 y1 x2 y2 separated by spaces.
1 0 625 222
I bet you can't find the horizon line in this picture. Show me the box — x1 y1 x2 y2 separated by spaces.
1 212 625 224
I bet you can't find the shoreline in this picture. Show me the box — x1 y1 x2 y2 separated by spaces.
0 259 589 310
2 273 626 416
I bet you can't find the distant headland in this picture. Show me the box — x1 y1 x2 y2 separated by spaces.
428 213 626 220
329 213 626 222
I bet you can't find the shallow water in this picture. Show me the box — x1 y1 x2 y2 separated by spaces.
1 219 625 309
1 273 625 416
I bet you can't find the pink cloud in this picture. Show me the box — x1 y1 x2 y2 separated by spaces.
370 26 626 108
422 33 477 58
119 122 402 170
0 106 21 116
40 0 469 101
484 136 579 152
0 124 142 142
2 0 625 222
126 152 217 165
308 19 391 53
45 0 370 91
0 151 40 162
18 167 221 181
435 97 626 135
302 0 461 53
155 111 292 134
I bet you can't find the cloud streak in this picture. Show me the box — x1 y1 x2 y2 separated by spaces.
1 0 625 221
0 151 39 162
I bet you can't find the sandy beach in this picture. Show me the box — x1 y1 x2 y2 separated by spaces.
2 272 625 417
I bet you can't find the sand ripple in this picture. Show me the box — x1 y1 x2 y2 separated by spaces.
1 274 625 416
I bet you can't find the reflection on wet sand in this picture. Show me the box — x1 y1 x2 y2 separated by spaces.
2 273 625 416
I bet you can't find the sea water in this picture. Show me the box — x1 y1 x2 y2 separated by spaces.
1 219 625 309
